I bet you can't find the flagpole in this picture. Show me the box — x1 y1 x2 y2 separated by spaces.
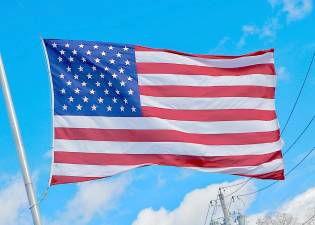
0 55 42 225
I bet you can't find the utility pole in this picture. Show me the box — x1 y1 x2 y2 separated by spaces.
236 214 246 225
218 188 231 225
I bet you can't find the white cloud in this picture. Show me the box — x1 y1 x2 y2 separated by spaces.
237 0 312 48
285 0 313 21
132 180 256 225
277 66 291 81
0 172 131 225
280 187 315 223
246 187 315 224
237 18 280 48
0 175 32 225
211 36 231 52
49 175 131 225
272 0 313 21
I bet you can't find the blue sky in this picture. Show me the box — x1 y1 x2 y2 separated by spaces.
0 0 315 224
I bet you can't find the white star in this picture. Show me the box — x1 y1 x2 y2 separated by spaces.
109 59 115 64
66 66 71 72
92 66 97 71
127 76 133 81
101 51 106 56
112 97 118 103
60 88 66 94
115 89 120 95
104 89 109 94
76 104 82 110
86 50 92 55
62 104 68 110
106 105 112 111
52 42 57 48
123 98 128 104
94 58 100 63
69 56 74 62
123 46 129 51
91 105 97 110
104 66 109 71
131 106 136 112
74 88 80 94
58 56 63 62
59 73 65 79
74 74 79 79
100 73 105 78
68 96 74 102
72 49 77 55
98 97 104 103
65 43 70 48
119 68 124 74
89 89 95 95
120 81 126 86
108 81 113 87
120 106 125 111
116 52 122 57
93 45 99 49
81 57 86 62
86 74 92 79
128 89 134 95
79 44 84 48
112 73 118 79
95 81 101 87
60 49 65 55
81 81 87 87
125 60 130 65
66 80 72 86
82 96 89 102
108 45 114 50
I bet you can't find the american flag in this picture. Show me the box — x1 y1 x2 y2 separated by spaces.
43 39 284 185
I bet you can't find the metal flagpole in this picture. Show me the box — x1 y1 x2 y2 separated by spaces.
0 55 42 225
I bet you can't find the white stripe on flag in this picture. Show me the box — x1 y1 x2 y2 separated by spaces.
138 74 276 87
54 116 280 134
140 96 275 110
52 163 139 177
53 139 283 156
135 51 274 68
195 158 284 175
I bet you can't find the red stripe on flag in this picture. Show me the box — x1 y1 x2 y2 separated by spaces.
55 128 280 145
135 46 274 59
139 86 275 98
54 151 283 168
50 175 103 185
50 169 284 185
142 107 277 121
136 63 275 76
236 169 285 180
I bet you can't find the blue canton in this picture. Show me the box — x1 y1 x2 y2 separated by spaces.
44 39 142 117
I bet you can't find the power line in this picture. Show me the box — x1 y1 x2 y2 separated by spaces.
224 178 252 197
226 114 314 197
236 146 315 198
220 178 252 189
283 116 315 156
281 52 315 136
204 194 219 225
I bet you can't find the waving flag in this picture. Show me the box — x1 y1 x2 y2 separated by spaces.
43 39 284 185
